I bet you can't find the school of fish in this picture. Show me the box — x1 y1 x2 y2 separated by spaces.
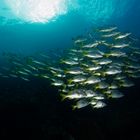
0 26 140 110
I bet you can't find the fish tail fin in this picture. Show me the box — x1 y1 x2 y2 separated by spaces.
93 61 98 65
95 86 98 90
60 93 67 101
114 37 118 40
104 53 110 58
26 57 33 65
101 72 106 77
60 59 65 64
63 84 67 89
52 72 57 77
72 105 77 110
68 79 72 84
64 70 68 74
82 51 87 55
95 28 99 32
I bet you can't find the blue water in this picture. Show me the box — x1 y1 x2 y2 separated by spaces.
0 0 140 139
0 0 140 54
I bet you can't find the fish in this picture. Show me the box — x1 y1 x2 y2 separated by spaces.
84 51 103 59
95 58 112 65
1 75 9 78
53 73 66 78
74 38 87 44
99 27 117 33
114 75 126 80
69 56 80 61
105 68 122 75
21 77 30 81
9 74 18 78
129 73 140 78
106 50 126 57
68 75 86 83
92 101 106 108
61 59 79 65
133 51 140 55
49 67 63 72
85 65 102 71
18 71 29 76
67 83 75 87
12 61 23 66
90 100 97 106
60 92 84 101
93 94 105 100
84 76 101 84
102 32 120 38
82 42 99 48
27 65 38 71
41 74 50 79
72 99 89 110
110 90 124 98
65 67 84 75
115 33 131 40
109 82 119 89
126 63 140 69
111 43 129 48
70 49 83 53
51 79 64 87
22 68 32 74
32 60 46 66
96 82 109 89
120 79 135 87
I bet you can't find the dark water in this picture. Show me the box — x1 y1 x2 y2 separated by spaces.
0 0 140 139
0 77 140 140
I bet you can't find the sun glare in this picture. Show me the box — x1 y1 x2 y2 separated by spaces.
5 0 68 23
